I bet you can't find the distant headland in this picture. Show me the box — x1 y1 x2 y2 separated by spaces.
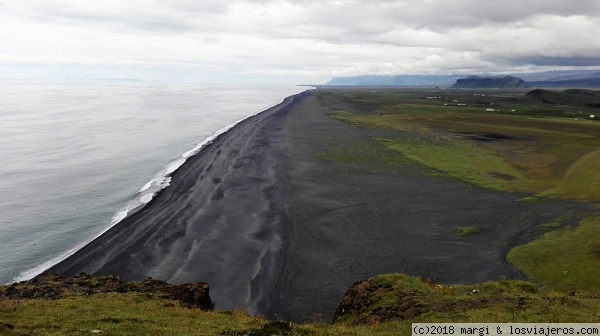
450 75 528 89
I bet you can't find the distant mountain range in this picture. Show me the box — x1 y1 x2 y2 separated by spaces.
324 74 462 86
323 70 600 88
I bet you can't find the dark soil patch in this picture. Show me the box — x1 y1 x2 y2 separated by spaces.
488 172 517 181
457 132 518 142
589 246 600 259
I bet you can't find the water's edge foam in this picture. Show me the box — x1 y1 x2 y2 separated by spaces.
12 94 296 283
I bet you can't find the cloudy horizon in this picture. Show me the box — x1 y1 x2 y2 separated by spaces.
1 0 600 84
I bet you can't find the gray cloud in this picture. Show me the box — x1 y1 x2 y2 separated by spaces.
1 0 599 83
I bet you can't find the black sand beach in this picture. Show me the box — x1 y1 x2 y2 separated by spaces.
43 91 309 315
43 89 594 322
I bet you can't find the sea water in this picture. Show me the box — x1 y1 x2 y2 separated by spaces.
0 82 306 284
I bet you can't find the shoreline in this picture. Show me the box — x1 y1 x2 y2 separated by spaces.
40 90 312 315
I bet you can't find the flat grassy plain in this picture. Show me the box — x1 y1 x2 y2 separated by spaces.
323 88 600 294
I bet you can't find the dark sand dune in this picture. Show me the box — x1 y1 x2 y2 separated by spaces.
43 89 595 323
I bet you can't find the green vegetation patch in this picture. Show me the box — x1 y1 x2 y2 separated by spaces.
515 196 541 203
508 216 600 292
540 150 600 202
313 138 414 168
377 138 524 192
331 110 369 128
460 226 481 237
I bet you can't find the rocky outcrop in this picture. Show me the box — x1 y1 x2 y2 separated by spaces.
333 279 424 324
451 75 528 89
0 273 213 310
332 275 547 326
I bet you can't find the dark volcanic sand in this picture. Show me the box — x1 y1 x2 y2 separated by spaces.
42 89 595 323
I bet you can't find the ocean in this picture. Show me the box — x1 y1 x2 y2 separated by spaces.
0 82 306 284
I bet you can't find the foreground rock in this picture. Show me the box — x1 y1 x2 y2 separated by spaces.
334 277 426 324
0 273 213 310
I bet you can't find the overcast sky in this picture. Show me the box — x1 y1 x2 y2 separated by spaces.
1 0 599 84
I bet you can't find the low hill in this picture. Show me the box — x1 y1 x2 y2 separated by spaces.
526 88 600 107
451 75 528 89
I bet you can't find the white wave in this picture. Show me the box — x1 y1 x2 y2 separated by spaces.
111 210 128 225
163 158 186 175
138 178 156 193
140 193 154 204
